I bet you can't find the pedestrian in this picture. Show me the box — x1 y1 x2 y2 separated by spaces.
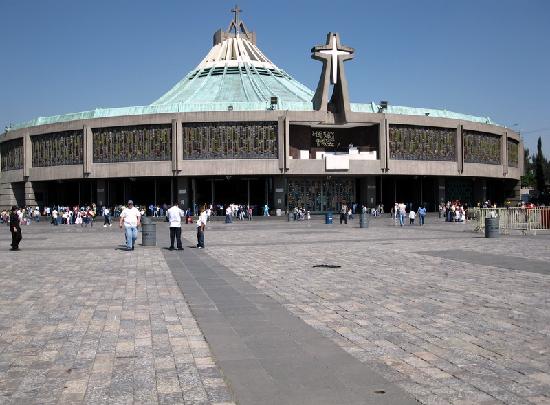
263 204 270 216
418 206 427 226
398 201 407 227
196 206 207 249
167 202 185 251
9 206 22 251
340 203 348 224
103 206 111 227
409 209 416 224
119 200 141 251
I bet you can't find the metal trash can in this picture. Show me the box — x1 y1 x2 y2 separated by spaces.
484 217 499 238
141 217 157 246
288 212 292 222
325 212 333 224
359 213 368 228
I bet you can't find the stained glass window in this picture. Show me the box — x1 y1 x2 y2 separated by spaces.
93 125 171 163
0 138 23 171
182 122 278 159
31 130 83 167
507 139 519 168
463 131 501 165
389 125 456 161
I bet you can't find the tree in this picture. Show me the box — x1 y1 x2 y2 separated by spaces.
521 147 535 187
535 137 547 199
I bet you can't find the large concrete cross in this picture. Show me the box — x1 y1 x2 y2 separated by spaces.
311 33 355 120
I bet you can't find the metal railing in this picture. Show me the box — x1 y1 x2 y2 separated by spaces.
471 207 550 235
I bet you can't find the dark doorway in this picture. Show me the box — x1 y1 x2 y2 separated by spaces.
194 177 268 214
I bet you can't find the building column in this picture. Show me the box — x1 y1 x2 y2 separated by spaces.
359 177 376 207
83 125 92 176
456 125 463 174
23 131 31 179
0 180 18 209
379 118 388 171
176 177 190 209
24 181 37 207
273 176 285 213
438 177 446 203
502 132 508 176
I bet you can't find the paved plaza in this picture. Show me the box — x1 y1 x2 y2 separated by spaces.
1 215 550 404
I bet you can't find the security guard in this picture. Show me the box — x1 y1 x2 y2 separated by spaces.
9 205 22 251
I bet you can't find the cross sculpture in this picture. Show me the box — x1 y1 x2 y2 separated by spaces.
311 33 355 121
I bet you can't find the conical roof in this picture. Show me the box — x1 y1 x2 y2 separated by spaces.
151 16 314 108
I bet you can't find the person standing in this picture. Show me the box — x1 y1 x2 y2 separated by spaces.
103 206 111 227
340 203 348 224
9 206 22 251
119 200 141 251
167 202 185 251
196 206 207 249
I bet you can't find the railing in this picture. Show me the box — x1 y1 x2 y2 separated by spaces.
472 207 550 235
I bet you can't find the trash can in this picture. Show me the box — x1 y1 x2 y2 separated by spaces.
484 217 499 238
359 213 368 228
141 217 157 246
276 209 282 217
288 212 292 222
325 212 333 224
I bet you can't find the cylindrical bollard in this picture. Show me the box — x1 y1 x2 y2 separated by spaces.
359 213 368 228
325 212 333 224
484 217 499 238
141 217 157 246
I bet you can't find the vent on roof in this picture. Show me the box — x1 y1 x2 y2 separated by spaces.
198 68 211 77
211 67 225 76
226 67 240 75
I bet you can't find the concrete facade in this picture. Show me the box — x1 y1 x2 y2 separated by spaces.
0 108 522 211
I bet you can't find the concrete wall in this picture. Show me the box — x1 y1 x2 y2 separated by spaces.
0 110 522 209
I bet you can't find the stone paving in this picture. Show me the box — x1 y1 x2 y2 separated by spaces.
199 216 550 405
0 224 234 405
1 216 550 404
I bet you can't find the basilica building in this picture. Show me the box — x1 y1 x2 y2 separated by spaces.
0 9 522 212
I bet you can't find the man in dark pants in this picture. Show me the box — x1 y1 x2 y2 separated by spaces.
9 206 22 251
167 202 185 251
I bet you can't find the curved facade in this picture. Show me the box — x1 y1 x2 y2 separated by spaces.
0 14 523 212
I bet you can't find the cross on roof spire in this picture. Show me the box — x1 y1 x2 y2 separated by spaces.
231 5 242 32
228 5 243 35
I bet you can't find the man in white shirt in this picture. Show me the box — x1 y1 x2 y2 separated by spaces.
119 200 141 251
167 202 185 251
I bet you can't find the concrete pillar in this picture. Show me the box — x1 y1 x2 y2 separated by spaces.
456 125 463 174
97 179 106 207
0 180 18 209
176 177 190 209
502 132 508 176
172 119 181 173
284 117 290 170
278 116 286 171
438 177 446 203
83 125 92 175
24 181 37 207
273 176 285 213
473 178 487 205
379 119 387 171
23 132 31 178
